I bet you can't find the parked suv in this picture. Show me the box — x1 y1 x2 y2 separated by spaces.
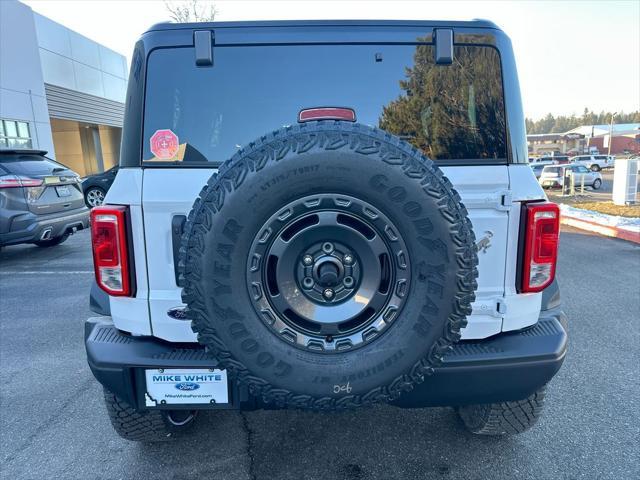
539 164 602 190
0 149 89 248
85 20 567 441
570 154 614 171
81 165 118 207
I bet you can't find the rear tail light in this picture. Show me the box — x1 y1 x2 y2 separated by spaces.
519 202 560 293
0 175 44 188
91 206 132 296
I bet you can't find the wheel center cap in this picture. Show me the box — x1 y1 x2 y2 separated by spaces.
313 257 343 287
317 260 340 287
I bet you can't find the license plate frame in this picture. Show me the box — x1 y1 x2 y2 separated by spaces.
55 185 71 197
143 368 230 408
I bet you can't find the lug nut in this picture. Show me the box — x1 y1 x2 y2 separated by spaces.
302 255 313 265
343 276 354 288
323 288 334 299
302 277 314 289
343 253 354 265
322 242 334 253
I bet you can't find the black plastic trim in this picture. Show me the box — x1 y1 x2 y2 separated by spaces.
391 309 568 408
171 215 186 285
85 308 567 411
541 278 561 311
434 29 453 64
89 280 111 316
194 30 214 66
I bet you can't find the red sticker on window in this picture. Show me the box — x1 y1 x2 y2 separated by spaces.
150 129 179 159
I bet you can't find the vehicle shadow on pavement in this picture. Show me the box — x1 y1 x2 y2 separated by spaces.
131 401 534 480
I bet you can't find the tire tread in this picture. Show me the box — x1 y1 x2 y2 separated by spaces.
179 121 479 410
103 389 178 442
457 386 547 435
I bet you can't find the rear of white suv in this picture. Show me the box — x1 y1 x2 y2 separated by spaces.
85 20 567 441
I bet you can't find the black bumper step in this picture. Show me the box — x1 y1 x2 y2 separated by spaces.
85 310 567 410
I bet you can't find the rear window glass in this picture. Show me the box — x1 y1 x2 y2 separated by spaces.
543 167 561 174
143 44 507 165
0 155 68 175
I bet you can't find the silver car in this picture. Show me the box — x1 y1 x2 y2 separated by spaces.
539 164 602 190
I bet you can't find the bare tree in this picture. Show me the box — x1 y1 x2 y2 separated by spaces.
165 0 217 23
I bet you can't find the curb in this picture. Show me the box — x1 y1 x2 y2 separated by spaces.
561 214 640 244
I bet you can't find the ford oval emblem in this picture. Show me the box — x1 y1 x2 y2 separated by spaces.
175 382 200 391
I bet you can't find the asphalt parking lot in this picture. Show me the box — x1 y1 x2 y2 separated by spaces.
1 228 639 480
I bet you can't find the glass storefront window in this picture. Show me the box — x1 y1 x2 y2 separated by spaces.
0 119 33 149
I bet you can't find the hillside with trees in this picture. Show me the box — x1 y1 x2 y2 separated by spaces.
525 109 640 134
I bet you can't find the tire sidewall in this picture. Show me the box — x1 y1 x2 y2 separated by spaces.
183 123 476 404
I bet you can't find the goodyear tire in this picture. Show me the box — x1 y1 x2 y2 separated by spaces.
180 121 478 410
103 389 198 442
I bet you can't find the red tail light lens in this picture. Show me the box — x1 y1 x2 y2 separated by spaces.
298 107 356 122
91 206 132 296
520 202 560 293
0 175 44 188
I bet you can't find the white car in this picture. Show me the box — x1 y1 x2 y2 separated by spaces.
530 163 550 179
570 154 614 172
539 164 603 189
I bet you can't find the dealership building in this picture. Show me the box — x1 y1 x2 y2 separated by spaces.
527 123 640 156
0 0 128 176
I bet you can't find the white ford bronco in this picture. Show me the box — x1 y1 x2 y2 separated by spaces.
85 20 567 441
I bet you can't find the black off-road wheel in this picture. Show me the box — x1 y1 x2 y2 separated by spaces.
103 389 198 442
180 121 478 410
457 386 547 435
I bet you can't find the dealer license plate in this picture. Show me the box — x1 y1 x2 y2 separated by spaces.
144 368 229 407
55 185 71 197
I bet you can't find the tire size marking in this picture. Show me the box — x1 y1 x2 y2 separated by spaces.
259 165 320 192
338 349 405 384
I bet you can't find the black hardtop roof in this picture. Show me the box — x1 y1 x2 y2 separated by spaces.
145 18 501 34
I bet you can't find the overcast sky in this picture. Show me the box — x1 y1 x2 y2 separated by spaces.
22 0 640 120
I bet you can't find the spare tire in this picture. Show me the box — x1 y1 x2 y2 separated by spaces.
180 121 478 410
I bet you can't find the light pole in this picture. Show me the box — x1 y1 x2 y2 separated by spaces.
607 112 617 156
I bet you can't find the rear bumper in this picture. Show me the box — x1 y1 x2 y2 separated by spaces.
0 207 89 246
85 308 567 411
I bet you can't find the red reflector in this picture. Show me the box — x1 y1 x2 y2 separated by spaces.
520 202 560 293
90 206 132 296
298 107 356 123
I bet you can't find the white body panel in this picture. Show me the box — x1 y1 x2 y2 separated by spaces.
104 168 151 335
440 166 510 339
142 168 213 341
107 163 547 342
502 164 546 332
